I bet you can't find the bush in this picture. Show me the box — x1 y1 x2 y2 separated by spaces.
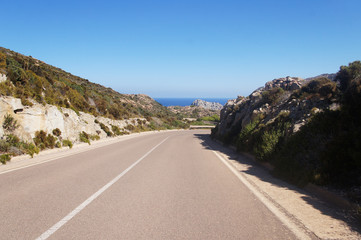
336 60 361 91
21 97 33 107
24 143 39 158
79 131 90 145
111 125 123 136
62 139 73 149
6 134 20 146
55 141 62 148
0 139 10 152
0 81 14 96
201 114 220 122
0 154 11 164
89 134 100 141
261 88 285 105
33 130 56 149
99 122 113 136
2 114 19 133
46 134 56 148
52 128 62 137
33 130 47 147
125 124 135 131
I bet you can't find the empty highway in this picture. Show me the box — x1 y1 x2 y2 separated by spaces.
0 130 299 239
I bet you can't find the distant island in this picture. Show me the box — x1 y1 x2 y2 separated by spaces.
190 99 223 110
154 98 228 107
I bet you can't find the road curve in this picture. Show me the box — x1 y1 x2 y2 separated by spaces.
0 130 297 239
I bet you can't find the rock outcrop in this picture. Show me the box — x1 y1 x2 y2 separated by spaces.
264 76 303 91
190 99 223 110
0 73 6 83
213 76 340 139
0 96 147 143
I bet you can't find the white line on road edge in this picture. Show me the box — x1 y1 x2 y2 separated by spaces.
0 134 146 175
35 137 169 240
211 149 311 240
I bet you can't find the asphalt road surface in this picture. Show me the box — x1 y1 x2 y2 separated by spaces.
0 130 297 239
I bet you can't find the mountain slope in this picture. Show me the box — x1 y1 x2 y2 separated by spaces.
0 47 172 120
212 61 361 205
0 47 189 163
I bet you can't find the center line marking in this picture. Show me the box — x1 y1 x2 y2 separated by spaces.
36 137 169 240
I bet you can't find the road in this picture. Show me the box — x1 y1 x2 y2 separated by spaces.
0 130 297 239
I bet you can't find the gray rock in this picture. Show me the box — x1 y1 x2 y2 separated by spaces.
0 96 148 143
0 73 7 83
190 99 223 110
213 75 340 139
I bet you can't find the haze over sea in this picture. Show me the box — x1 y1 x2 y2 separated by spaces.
154 98 229 107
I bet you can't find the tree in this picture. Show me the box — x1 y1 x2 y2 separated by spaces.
336 61 361 91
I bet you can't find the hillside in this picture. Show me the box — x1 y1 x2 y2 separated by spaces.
0 47 189 163
212 61 361 204
0 47 178 122
0 47 191 129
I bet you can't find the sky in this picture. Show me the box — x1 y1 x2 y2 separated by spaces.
1 0 361 98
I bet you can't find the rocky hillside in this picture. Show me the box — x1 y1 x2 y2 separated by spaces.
212 61 361 201
0 96 147 143
213 75 339 139
0 47 189 163
190 99 223 110
0 47 174 121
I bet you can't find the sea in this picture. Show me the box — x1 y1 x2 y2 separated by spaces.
154 98 231 107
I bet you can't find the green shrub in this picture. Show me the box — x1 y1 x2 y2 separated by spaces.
79 131 90 145
261 88 285 105
125 124 135 131
46 134 56 148
111 125 123 135
99 122 113 136
52 128 62 137
200 114 220 122
62 139 73 149
89 134 100 141
25 143 39 158
337 60 361 91
235 113 291 161
0 81 14 96
55 141 62 148
0 154 11 164
2 114 19 133
6 134 20 146
33 130 56 149
0 139 10 152
33 130 47 147
21 97 33 107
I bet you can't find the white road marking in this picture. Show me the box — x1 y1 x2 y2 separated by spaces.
0 134 143 175
35 137 169 240
210 148 311 240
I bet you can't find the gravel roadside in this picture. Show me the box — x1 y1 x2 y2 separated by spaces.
207 137 361 240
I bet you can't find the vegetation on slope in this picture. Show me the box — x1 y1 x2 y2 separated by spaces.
0 47 191 163
0 47 186 129
270 61 361 189
212 61 361 204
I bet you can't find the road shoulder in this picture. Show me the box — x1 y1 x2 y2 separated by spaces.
199 135 361 240
0 130 181 175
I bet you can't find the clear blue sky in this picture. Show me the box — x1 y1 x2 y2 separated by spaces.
2 0 361 98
